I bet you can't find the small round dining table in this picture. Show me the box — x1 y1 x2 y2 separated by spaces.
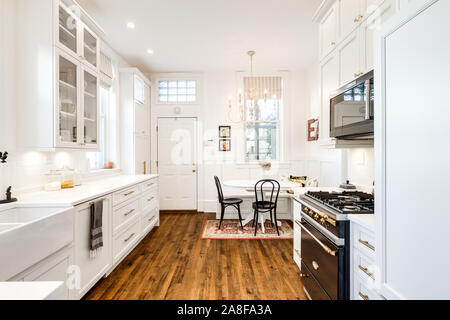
222 179 301 233
223 179 300 191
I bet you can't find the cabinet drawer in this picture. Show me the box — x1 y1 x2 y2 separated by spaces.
353 224 375 258
113 199 140 234
353 275 383 300
142 208 159 235
141 189 158 213
113 185 140 206
353 249 377 286
113 217 140 264
140 179 158 194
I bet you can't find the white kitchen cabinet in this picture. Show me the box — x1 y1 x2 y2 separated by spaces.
56 1 99 72
338 0 365 41
55 49 100 149
74 196 112 299
81 25 100 71
375 0 449 299
320 52 339 146
360 0 396 73
350 222 383 300
120 68 152 175
17 0 102 151
337 29 363 86
319 3 338 60
23 247 74 300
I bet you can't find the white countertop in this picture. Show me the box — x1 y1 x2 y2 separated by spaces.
348 214 375 231
0 282 64 300
8 174 158 207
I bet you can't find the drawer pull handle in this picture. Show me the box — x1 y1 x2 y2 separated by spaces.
359 292 369 300
296 220 337 257
147 197 155 202
124 191 135 197
124 233 135 243
359 239 375 251
148 216 156 223
312 261 319 271
124 209 135 217
359 265 375 280
147 183 154 187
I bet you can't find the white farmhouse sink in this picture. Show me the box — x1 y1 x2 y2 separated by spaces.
0 205 74 281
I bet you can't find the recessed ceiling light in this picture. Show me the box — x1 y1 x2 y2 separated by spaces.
147 49 154 55
127 22 135 29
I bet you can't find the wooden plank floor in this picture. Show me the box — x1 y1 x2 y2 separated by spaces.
84 211 307 300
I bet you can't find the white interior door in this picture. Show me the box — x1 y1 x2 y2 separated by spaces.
158 118 197 210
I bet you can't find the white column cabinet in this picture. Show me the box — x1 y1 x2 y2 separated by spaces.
120 68 152 175
17 0 101 151
375 0 450 299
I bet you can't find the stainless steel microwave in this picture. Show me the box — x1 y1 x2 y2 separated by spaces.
330 71 374 139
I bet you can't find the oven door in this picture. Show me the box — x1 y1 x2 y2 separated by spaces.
298 218 343 300
330 71 374 138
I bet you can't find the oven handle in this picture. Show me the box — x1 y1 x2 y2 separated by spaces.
365 79 371 120
295 220 338 257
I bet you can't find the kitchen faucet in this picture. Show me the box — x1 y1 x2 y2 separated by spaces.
0 151 8 163
0 186 17 204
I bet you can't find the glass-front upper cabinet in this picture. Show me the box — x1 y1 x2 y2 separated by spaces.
57 3 79 57
57 50 80 147
82 68 99 148
82 26 99 70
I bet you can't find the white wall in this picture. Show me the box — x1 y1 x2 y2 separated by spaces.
151 68 341 212
0 0 132 196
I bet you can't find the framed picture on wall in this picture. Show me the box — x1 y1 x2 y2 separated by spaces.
219 139 231 152
219 126 231 138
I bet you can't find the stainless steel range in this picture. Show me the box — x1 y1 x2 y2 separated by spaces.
296 191 374 300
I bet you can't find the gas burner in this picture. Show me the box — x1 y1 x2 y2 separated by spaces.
305 191 374 215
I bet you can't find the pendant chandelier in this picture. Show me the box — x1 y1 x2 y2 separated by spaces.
228 51 268 124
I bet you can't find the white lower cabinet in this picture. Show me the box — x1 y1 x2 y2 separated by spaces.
113 217 141 264
74 196 112 299
71 176 159 299
11 246 75 300
350 222 383 300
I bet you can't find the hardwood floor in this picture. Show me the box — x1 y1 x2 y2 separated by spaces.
85 211 307 300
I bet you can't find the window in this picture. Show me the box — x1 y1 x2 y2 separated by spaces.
86 86 117 170
158 80 197 103
244 76 283 162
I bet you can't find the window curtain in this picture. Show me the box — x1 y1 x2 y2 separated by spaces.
243 76 282 100
100 52 113 87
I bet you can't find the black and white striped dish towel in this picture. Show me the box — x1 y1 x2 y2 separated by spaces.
90 200 104 259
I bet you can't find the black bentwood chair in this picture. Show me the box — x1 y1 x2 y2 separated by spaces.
252 179 281 236
214 176 244 230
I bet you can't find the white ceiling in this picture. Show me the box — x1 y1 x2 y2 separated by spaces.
77 0 319 73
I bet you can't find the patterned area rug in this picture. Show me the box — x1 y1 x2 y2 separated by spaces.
201 219 294 240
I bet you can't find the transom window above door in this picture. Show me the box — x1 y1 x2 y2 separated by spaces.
158 80 197 103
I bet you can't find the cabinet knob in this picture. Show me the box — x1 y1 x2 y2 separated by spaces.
331 41 336 46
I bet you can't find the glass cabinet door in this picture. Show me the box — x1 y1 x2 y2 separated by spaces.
58 53 79 146
82 69 98 147
83 27 98 69
58 4 79 56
